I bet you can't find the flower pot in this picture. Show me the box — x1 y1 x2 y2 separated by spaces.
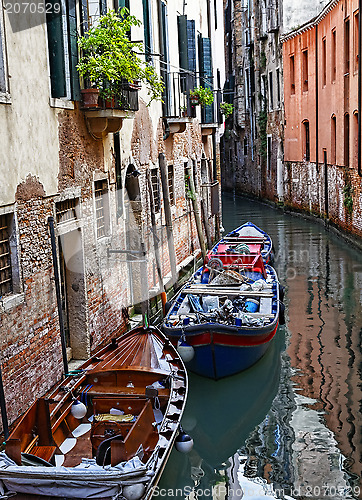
127 80 142 91
190 96 199 105
81 88 99 108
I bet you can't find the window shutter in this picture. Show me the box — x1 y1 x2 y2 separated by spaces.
199 37 214 123
142 0 152 61
187 20 196 74
46 1 66 98
178 16 188 71
118 0 129 10
67 0 80 101
158 0 169 115
80 0 89 34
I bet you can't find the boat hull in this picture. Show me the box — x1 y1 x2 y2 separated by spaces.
163 321 278 380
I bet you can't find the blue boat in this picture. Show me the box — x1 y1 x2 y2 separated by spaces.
210 221 274 264
162 252 282 380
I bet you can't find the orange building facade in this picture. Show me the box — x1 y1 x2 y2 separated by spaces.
282 0 362 239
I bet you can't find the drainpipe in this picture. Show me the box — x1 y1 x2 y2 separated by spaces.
358 0 362 176
48 217 69 376
315 25 319 175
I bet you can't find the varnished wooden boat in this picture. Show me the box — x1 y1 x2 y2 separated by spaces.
0 326 188 499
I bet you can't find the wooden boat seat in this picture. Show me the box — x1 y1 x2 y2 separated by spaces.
87 386 169 397
30 446 57 464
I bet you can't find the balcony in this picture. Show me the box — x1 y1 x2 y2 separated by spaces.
81 86 139 138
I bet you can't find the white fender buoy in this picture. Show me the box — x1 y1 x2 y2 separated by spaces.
123 483 146 500
175 431 194 453
177 340 195 363
71 400 87 419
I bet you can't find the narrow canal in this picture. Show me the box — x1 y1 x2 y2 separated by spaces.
158 194 362 499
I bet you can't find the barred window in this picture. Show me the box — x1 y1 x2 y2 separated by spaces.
0 214 12 297
151 169 160 212
56 198 79 224
94 180 109 239
168 165 174 205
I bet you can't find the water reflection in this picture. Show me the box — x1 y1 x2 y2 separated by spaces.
159 194 361 499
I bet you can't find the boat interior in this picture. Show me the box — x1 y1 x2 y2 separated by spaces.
5 367 174 469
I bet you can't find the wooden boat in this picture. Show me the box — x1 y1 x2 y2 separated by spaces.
210 221 274 264
162 252 282 380
0 326 188 499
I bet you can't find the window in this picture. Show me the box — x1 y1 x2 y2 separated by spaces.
269 71 274 110
0 5 8 95
303 121 310 161
302 50 308 92
345 19 350 75
322 37 326 87
56 198 79 224
158 0 170 116
354 11 359 72
94 180 109 238
290 55 295 94
276 68 280 106
331 115 337 164
331 29 336 82
344 113 350 167
0 213 20 298
353 112 358 167
0 214 12 297
151 168 160 212
267 136 272 177
168 165 174 205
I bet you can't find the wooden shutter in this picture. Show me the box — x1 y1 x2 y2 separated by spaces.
80 0 89 34
142 0 152 61
199 37 214 123
187 20 196 74
67 0 80 100
46 0 66 98
158 0 169 115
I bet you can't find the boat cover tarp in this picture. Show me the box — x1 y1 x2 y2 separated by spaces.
0 453 151 498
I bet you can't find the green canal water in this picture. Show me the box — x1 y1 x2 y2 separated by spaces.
158 194 362 500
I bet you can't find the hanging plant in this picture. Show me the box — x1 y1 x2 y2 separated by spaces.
77 9 164 104
189 87 214 107
220 102 234 118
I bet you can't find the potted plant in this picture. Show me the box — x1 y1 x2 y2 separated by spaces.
77 9 164 107
189 87 214 107
220 102 234 118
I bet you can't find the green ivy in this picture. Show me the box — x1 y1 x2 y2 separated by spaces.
343 183 354 215
258 109 268 158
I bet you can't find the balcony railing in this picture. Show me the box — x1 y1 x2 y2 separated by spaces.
163 71 196 118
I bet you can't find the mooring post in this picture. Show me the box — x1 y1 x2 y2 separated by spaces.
48 217 69 376
159 153 177 282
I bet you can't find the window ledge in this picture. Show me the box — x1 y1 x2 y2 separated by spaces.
49 98 75 110
0 92 11 105
0 292 25 312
